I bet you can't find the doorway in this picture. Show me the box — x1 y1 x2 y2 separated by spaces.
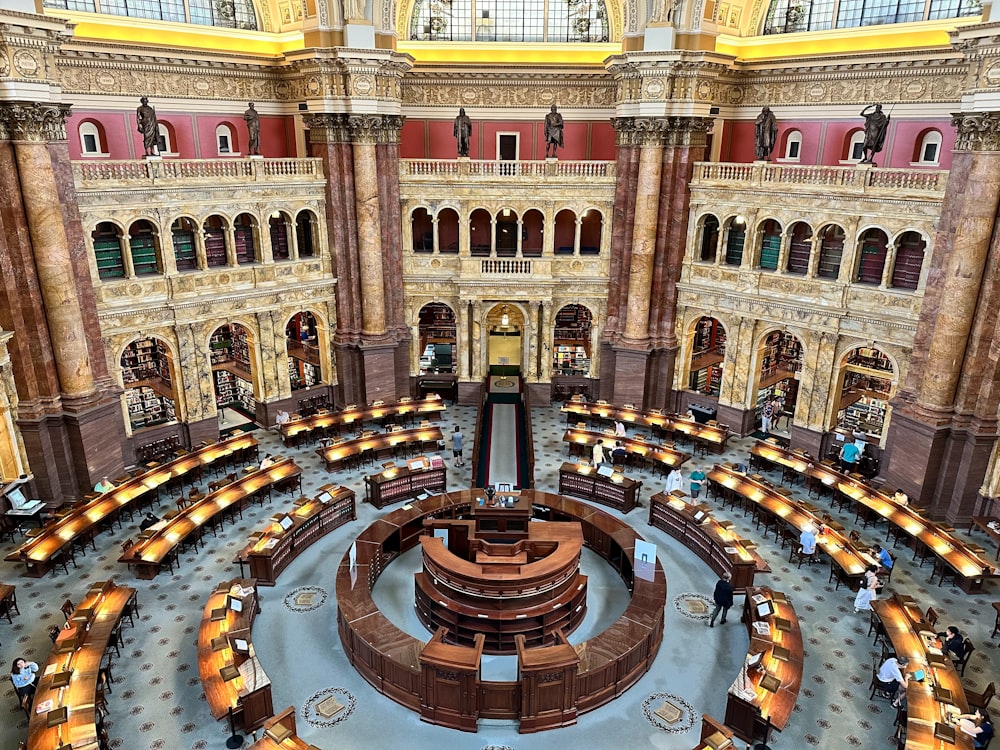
498 133 519 176
487 304 523 367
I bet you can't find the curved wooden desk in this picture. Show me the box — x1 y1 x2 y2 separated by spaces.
28 580 136 749
315 426 443 472
563 428 690 471
280 396 445 445
336 489 666 732
560 399 731 452
249 706 321 750
751 440 997 593
5 432 259 577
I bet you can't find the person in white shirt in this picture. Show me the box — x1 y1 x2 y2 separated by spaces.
877 655 909 706
664 467 684 495
274 410 290 429
614 420 626 437
799 527 817 555
592 440 606 467
893 489 908 506
260 454 275 470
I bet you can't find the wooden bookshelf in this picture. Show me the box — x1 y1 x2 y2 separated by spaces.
558 462 641 513
365 462 447 509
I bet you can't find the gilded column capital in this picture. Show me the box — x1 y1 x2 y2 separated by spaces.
0 101 71 142
303 113 351 143
347 113 405 144
612 115 712 147
951 111 1000 152
663 116 714 147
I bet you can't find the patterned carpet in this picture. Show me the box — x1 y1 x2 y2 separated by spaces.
1 403 996 749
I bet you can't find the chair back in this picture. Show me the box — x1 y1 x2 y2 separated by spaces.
925 606 939 627
61 598 75 620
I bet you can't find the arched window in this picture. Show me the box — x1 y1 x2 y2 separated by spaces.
846 131 865 162
580 210 602 255
758 219 782 271
157 123 176 156
783 130 802 161
817 224 845 279
296 211 317 258
203 215 228 268
129 220 160 276
916 130 942 165
79 121 107 156
469 209 492 256
786 222 812 274
234 213 257 265
216 124 236 155
699 215 720 262
763 0 980 34
409 0 609 42
724 217 747 266
269 213 291 260
891 231 926 290
553 209 577 255
171 217 198 271
412 208 433 253
522 209 544 257
855 228 889 285
495 208 519 257
42 0 259 30
92 222 125 280
438 208 460 254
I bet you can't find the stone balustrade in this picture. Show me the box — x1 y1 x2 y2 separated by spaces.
692 162 947 196
72 158 324 187
400 159 616 183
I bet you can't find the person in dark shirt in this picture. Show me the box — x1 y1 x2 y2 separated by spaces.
611 441 628 465
139 512 159 531
938 626 965 660
709 573 734 627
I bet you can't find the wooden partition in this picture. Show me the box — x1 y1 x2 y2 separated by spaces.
248 706 321 749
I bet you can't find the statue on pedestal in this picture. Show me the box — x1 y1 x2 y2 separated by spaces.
453 108 471 157
860 103 890 164
754 106 778 161
244 102 260 155
544 104 564 158
136 97 158 157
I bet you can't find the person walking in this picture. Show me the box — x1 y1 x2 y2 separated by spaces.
592 439 606 467
664 467 684 495
689 465 707 499
760 397 775 434
451 425 465 467
709 573 734 627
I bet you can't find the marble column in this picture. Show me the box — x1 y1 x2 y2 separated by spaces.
6 103 96 400
348 115 388 337
540 302 553 381
457 302 470 382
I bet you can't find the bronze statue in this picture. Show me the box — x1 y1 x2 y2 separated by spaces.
136 96 158 157
453 107 471 157
860 104 890 164
244 102 260 155
754 106 778 161
544 104 564 158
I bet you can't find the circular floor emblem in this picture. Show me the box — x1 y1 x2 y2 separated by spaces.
302 687 356 728
673 592 714 621
482 746 516 750
642 692 698 733
283 586 328 612
494 378 515 388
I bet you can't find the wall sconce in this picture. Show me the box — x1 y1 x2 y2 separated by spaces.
500 305 510 328
733 215 746 227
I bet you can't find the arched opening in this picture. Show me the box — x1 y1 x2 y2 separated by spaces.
487 304 523 367
699 214 720 262
286 311 321 390
79 120 107 156
522 209 544 257
418 303 457 374
92 222 125 280
580 210 602 255
836 346 894 454
234 212 257 265
724 216 747 266
470 208 492 256
171 217 198 271
412 208 433 252
121 337 177 433
216 123 236 155
757 219 782 271
817 224 845 279
157 122 176 155
495 208 519 257
688 316 726 396
128 219 160 276
296 210 317 257
203 215 228 267
438 208 460 254
553 304 593 376
786 222 812 274
845 130 865 162
915 129 942 165
891 231 926 290
855 228 889 285
553 209 576 255
783 130 802 161
269 212 292 261
754 330 803 435
209 322 257 428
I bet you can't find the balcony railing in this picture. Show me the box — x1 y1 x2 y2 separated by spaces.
691 162 947 196
401 159 616 182
72 158 324 187
481 259 533 274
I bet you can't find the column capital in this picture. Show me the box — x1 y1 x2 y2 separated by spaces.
347 113 405 144
613 115 712 147
0 101 72 142
951 111 1000 152
303 113 352 144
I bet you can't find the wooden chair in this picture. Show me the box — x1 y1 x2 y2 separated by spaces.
966 681 996 712
870 657 896 701
60 598 75 621
953 639 975 677
934 558 958 587
18 693 31 720
789 545 820 568
925 606 939 628
882 550 898 583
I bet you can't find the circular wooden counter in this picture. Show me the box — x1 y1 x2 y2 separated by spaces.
335 488 666 731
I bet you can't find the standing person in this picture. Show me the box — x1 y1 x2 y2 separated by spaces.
664 467 683 495
854 564 880 612
592 439 606 467
689 465 707 499
451 425 465 467
709 573 734 627
760 396 775 434
453 108 472 157
274 409 290 429
614 419 626 437
10 658 38 699
244 102 260 155
136 96 159 157
772 396 785 430
839 437 861 472
544 104 564 157
799 525 817 555
877 655 910 707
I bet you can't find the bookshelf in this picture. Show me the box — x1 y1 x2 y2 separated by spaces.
836 346 893 436
553 306 593 376
129 228 159 276
364 463 447 509
418 304 457 375
758 221 781 271
817 228 844 279
121 338 176 430
786 227 811 274
558 463 640 513
93 225 125 280
689 317 726 396
234 221 255 265
211 325 255 411
286 312 321 391
204 227 227 267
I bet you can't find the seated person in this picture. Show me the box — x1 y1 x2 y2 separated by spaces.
260 454 276 470
611 441 628 465
139 512 159 531
937 625 965 660
872 544 893 572
877 655 909 707
799 526 817 555
957 711 993 749
94 476 116 493
10 658 38 699
893 489 909 506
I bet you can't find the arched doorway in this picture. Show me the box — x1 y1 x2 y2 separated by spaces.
835 346 894 448
688 316 726 395
120 337 177 433
553 304 592 376
209 322 257 430
754 330 803 435
286 311 321 390
486 304 523 367
418 303 457 374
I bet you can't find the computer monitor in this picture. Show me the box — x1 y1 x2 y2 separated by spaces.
227 595 243 613
756 600 775 618
7 487 26 509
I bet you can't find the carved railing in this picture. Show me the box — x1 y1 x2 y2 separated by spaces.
692 162 947 195
401 159 615 182
72 158 324 186
481 259 532 274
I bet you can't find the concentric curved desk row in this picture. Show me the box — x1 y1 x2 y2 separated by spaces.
6 432 259 577
315 426 444 473
707 463 877 582
873 594 974 750
336 489 667 732
560 398 731 452
563 428 691 471
120 457 302 578
751 441 997 592
279 396 445 444
28 580 136 750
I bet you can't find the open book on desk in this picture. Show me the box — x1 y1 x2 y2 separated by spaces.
237 655 271 695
